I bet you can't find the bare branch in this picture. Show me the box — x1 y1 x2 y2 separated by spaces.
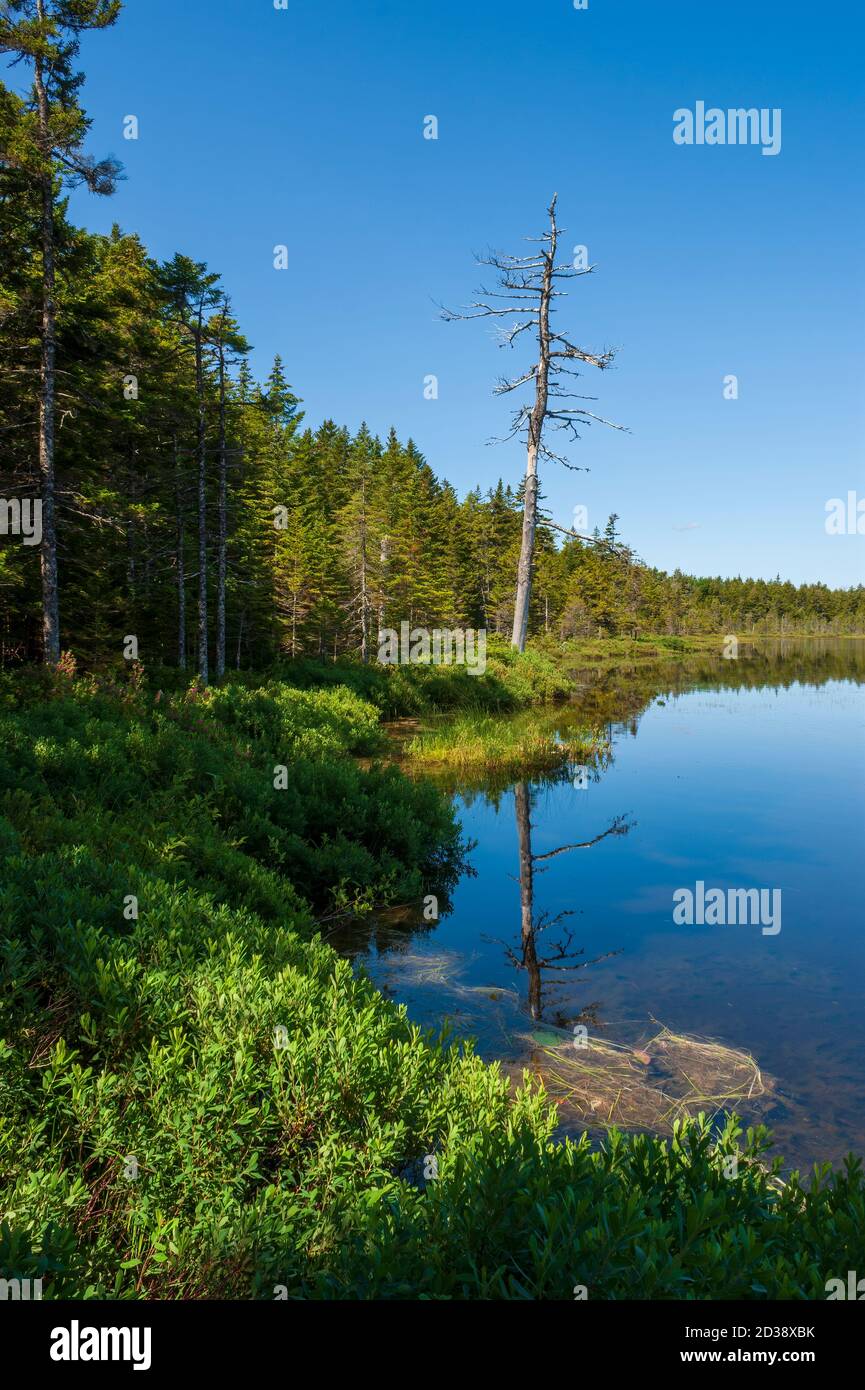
538 441 585 469
550 335 617 370
493 368 537 394
494 319 537 347
439 300 537 321
547 407 629 432
532 816 632 863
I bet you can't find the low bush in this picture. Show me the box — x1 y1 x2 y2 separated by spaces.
0 674 861 1299
273 636 571 717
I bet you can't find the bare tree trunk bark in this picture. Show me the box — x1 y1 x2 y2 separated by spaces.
377 534 388 638
359 475 368 664
194 308 208 683
34 38 60 665
235 609 245 669
514 781 541 1020
126 458 136 600
360 553 368 663
511 207 555 653
174 436 186 669
215 334 227 680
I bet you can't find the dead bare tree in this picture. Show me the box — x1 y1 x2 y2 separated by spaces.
506 780 630 1019
443 195 627 651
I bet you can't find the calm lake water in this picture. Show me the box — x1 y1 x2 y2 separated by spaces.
335 640 865 1170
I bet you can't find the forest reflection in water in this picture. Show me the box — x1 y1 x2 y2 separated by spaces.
332 639 865 1168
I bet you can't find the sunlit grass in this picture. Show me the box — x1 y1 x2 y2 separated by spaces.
405 711 601 773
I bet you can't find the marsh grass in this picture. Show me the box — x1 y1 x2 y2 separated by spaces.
404 710 603 774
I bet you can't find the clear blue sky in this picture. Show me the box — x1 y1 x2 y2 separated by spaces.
62 0 863 586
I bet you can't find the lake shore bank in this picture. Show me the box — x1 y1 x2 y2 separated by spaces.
2 655 863 1297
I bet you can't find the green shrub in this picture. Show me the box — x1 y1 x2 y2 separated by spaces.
271 637 570 716
0 674 861 1300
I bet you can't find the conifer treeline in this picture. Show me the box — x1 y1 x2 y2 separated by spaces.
2 215 863 670
1 2 862 676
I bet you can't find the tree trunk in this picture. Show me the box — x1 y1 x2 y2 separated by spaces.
360 554 368 663
215 335 227 680
514 781 541 1020
174 437 186 669
126 458 137 600
511 216 554 653
235 609 245 669
378 534 388 638
194 311 208 683
359 475 368 664
34 41 60 665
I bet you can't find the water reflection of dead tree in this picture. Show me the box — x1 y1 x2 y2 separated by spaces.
509 781 631 1019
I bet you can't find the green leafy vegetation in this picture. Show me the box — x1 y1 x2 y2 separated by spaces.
1 674 862 1299
1 1 861 1308
247 638 571 718
405 711 601 775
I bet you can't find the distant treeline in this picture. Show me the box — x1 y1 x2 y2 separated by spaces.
2 211 863 670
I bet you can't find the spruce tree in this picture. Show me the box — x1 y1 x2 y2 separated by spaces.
0 0 122 662
159 254 221 682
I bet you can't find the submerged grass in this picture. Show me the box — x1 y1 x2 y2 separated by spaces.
515 1023 770 1137
359 945 772 1144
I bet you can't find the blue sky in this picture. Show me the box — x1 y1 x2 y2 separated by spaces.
59 0 864 585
